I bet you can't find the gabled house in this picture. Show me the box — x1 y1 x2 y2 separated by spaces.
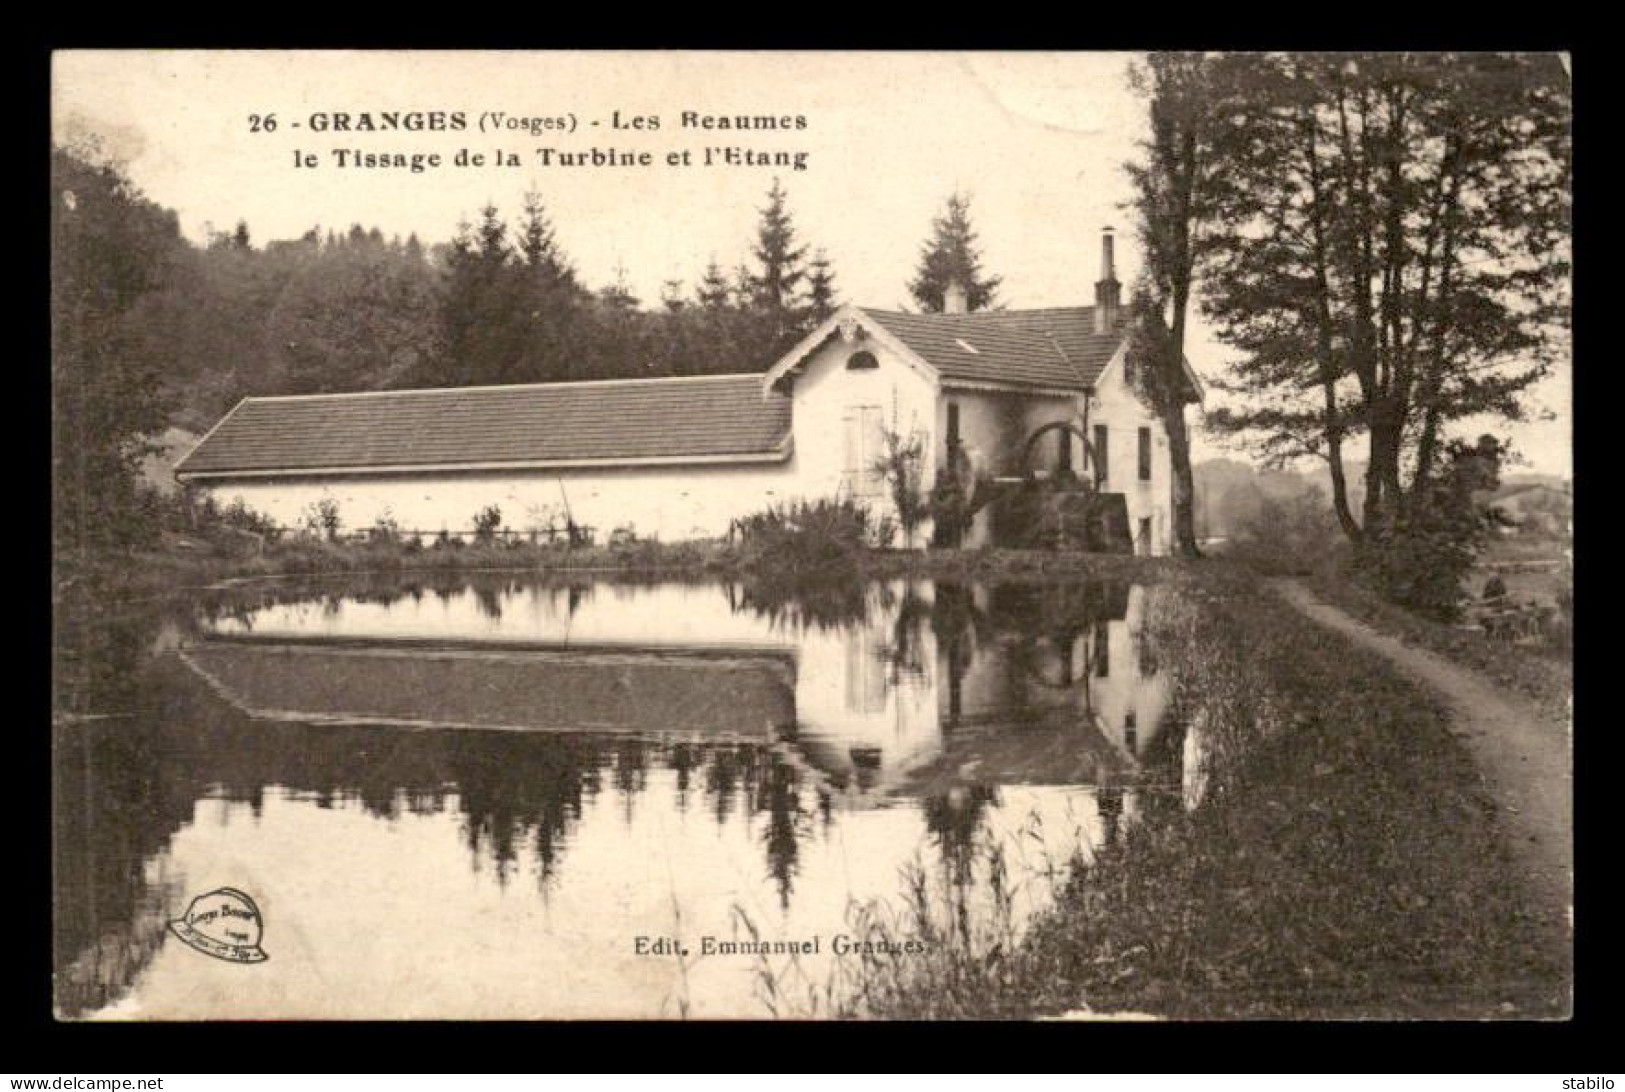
762 228 1202 552
176 228 1201 554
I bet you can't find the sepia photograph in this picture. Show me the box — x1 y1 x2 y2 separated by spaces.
50 50 1573 1021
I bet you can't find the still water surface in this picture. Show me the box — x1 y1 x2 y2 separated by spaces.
55 575 1199 1019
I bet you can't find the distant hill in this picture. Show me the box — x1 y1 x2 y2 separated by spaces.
1487 481 1571 536
1193 458 1340 538
1498 473 1570 496
1195 457 1570 539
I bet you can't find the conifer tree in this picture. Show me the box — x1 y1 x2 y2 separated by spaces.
908 192 1002 312
747 178 809 347
696 260 732 311
806 248 838 323
512 189 587 382
517 189 576 289
433 204 528 386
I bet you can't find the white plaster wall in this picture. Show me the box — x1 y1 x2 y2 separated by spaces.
791 581 943 792
1088 585 1174 756
1089 356 1175 556
786 331 941 546
206 581 800 650
199 325 940 546
200 461 802 544
193 337 1178 554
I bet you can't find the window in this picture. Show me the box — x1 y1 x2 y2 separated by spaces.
1057 429 1073 472
1138 427 1153 481
1093 624 1110 678
1138 517 1152 555
946 402 961 453
1093 424 1109 484
846 350 879 370
843 405 886 497
1124 712 1138 752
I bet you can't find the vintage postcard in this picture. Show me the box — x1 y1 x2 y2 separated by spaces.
51 50 1572 1020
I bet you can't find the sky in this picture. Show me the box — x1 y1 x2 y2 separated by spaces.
52 50 1572 477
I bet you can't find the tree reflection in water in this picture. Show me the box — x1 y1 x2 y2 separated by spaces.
923 783 1000 888
758 754 810 910
54 573 1192 1018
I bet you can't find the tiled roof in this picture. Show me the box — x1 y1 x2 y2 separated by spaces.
863 306 1124 391
176 374 792 477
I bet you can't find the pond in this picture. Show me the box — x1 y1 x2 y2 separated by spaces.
53 573 1203 1019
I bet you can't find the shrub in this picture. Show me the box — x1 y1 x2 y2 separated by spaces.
523 503 563 546
167 490 279 556
368 509 403 545
300 498 342 541
1544 573 1574 652
733 497 875 583
615 537 708 571
872 426 929 548
1355 437 1504 622
472 504 503 545
1228 487 1339 576
1356 526 1476 621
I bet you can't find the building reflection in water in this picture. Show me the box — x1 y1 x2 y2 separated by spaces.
54 574 1199 1018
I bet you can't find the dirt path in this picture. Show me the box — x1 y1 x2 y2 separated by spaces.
1273 579 1572 920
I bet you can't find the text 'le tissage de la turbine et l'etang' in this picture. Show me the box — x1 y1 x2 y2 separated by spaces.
253 109 814 173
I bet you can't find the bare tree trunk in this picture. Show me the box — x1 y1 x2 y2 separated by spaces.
1167 405 1200 557
1325 436 1362 542
1363 398 1406 540
1166 279 1201 558
1301 101 1364 545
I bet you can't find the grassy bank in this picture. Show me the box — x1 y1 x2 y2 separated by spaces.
53 534 726 600
1304 570 1571 729
56 533 1175 606
828 563 1571 1020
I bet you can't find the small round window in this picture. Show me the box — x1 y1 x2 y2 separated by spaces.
847 350 879 371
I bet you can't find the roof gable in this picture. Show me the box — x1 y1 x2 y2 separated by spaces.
1096 338 1205 405
760 304 1128 396
176 373 793 479
865 306 1123 392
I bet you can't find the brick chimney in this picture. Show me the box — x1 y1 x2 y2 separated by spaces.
943 278 968 315
1094 226 1121 334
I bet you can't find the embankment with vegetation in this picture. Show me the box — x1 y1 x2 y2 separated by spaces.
825 563 1571 1020
1303 571 1571 730
57 495 1183 608
53 490 1572 1020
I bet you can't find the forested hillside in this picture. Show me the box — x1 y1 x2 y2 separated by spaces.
55 139 1017 552
83 160 842 434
